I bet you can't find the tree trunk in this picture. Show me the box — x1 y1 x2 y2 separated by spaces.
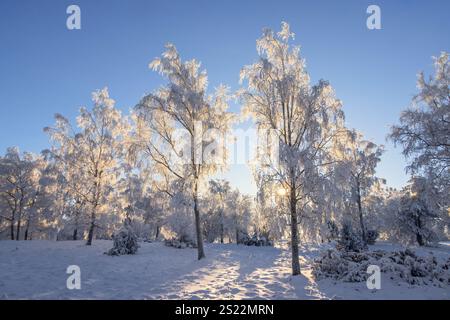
24 228 28 240
416 233 425 246
10 218 15 240
16 194 24 241
219 192 225 244
87 179 100 246
193 179 205 260
16 216 21 240
73 210 80 241
356 182 366 243
220 210 224 244
155 225 160 240
24 214 31 240
86 208 96 245
289 184 301 276
416 216 425 246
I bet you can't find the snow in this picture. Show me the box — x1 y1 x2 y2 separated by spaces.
0 240 449 299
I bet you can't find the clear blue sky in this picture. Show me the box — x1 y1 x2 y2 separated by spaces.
0 0 449 195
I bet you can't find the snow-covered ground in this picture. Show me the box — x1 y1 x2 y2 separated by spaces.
0 240 449 299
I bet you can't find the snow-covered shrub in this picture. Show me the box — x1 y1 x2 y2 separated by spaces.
366 229 379 245
336 223 367 252
313 248 450 286
312 249 370 282
237 232 273 246
164 238 197 249
105 226 139 256
236 229 249 244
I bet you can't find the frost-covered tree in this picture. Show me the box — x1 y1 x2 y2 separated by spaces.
164 180 197 243
116 164 145 225
335 130 384 243
40 150 88 240
201 180 253 244
208 179 231 243
134 44 234 259
0 148 44 240
113 161 166 240
239 22 345 275
389 52 449 204
44 88 129 245
22 156 55 240
228 191 254 243
395 177 440 246
144 190 169 240
251 164 290 242
389 52 449 240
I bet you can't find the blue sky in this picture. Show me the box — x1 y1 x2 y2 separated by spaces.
0 0 449 195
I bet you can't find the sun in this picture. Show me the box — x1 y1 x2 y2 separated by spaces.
277 187 287 196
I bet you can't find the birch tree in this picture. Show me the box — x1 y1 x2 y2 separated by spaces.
0 147 41 240
390 52 449 198
397 177 440 246
209 179 231 243
336 130 384 243
389 52 449 238
44 88 129 245
239 22 345 275
134 44 234 259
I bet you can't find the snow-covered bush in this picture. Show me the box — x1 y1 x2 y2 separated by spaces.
164 238 197 249
313 248 450 286
312 249 370 282
105 226 139 256
237 232 273 246
366 229 379 245
336 223 367 252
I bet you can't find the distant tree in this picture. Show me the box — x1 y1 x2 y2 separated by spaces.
396 177 440 246
335 130 384 243
209 179 231 243
44 88 129 245
40 150 86 240
251 163 290 243
22 155 51 240
229 191 254 244
0 147 42 240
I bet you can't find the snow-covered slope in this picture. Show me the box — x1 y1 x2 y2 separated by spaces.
0 240 448 299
